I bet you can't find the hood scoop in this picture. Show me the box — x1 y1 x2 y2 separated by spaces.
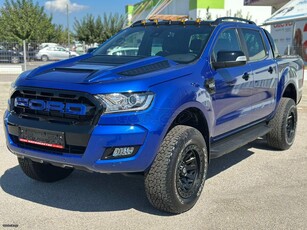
118 61 170 76
25 67 102 83
86 56 176 83
24 55 176 84
38 67 98 75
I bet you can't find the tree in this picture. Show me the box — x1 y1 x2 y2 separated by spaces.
101 13 125 41
74 14 96 44
0 0 57 42
226 9 252 21
205 7 212 20
47 24 73 45
74 13 125 44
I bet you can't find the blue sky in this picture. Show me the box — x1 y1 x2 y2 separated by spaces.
0 0 140 28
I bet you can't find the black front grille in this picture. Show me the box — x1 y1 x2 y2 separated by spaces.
8 87 101 155
11 87 101 126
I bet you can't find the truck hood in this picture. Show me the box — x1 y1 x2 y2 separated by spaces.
24 54 177 84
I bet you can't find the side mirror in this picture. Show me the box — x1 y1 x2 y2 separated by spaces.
213 51 247 69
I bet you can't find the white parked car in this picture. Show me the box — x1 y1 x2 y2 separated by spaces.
39 43 59 48
107 47 139 56
36 46 79 61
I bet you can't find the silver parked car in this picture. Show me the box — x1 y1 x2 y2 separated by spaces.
35 46 79 61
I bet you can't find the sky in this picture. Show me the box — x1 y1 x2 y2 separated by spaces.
0 0 140 28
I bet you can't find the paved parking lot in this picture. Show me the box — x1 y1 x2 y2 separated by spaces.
0 81 306 230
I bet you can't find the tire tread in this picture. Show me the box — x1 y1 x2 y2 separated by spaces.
267 98 297 150
145 125 206 213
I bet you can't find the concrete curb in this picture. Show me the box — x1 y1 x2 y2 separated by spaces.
0 65 22 74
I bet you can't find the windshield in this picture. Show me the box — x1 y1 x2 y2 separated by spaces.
93 25 213 64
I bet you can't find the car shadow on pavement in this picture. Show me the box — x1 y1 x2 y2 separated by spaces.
1 143 258 215
207 137 276 178
207 146 254 179
247 137 277 151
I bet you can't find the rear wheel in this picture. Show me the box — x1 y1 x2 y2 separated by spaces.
41 55 49 62
145 125 208 214
267 98 297 150
18 157 74 182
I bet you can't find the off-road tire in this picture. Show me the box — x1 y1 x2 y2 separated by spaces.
267 98 297 150
145 125 208 214
18 157 74 182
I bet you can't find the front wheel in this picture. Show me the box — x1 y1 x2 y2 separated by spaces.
145 125 208 214
267 98 297 150
18 157 74 182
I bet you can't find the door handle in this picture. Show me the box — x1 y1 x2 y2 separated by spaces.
268 66 274 74
242 72 249 81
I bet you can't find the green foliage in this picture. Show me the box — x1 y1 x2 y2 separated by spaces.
48 24 73 45
74 13 125 44
0 0 68 43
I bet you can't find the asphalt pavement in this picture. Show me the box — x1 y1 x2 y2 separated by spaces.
0 78 306 230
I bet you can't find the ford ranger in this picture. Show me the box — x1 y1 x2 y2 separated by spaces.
4 17 304 214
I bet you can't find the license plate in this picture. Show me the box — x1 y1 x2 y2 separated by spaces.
19 127 65 149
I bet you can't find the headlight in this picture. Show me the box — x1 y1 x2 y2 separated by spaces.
8 83 16 110
7 70 32 110
95 92 154 113
9 82 16 97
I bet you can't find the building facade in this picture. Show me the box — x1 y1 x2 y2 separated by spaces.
126 0 272 25
244 0 289 11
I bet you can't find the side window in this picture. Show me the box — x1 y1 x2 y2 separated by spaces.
57 47 66 52
242 29 267 61
212 29 242 62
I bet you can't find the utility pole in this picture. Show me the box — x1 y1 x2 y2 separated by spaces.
67 4 70 52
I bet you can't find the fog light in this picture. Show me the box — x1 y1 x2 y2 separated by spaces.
102 146 140 159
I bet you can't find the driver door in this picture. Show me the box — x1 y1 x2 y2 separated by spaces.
208 28 254 137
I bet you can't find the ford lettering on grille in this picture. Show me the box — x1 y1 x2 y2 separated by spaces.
14 97 87 115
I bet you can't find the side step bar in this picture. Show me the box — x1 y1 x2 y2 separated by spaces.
210 123 271 159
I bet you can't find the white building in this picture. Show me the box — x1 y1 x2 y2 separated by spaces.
126 0 272 25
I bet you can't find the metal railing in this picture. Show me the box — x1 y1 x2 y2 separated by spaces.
0 40 92 81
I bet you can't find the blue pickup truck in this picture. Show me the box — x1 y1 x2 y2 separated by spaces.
4 17 304 214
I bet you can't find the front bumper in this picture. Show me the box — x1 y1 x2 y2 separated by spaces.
4 110 161 173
